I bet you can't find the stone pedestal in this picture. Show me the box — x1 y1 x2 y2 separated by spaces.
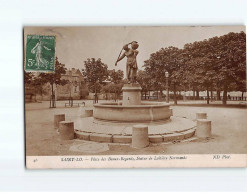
196 119 211 138
169 108 173 116
78 105 84 117
132 124 149 148
54 114 65 129
59 121 74 140
196 112 207 119
85 109 93 117
122 83 142 106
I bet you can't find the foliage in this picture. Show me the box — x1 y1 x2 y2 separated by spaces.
136 70 152 93
108 69 124 84
39 57 68 87
24 72 33 85
37 57 67 107
102 82 123 100
142 31 246 105
102 83 123 94
182 31 246 104
143 46 184 103
82 58 108 93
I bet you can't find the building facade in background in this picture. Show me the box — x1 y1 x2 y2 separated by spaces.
56 68 88 100
25 68 88 102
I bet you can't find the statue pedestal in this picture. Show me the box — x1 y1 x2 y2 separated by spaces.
122 83 142 106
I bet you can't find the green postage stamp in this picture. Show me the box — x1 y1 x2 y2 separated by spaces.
25 35 56 72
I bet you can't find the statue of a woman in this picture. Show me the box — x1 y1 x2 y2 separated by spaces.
31 38 51 69
115 41 139 83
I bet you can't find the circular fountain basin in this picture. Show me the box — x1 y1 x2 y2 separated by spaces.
93 101 172 122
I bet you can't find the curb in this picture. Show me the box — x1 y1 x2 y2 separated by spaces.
74 128 196 144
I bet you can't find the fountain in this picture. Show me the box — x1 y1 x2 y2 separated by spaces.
94 83 172 123
74 41 196 143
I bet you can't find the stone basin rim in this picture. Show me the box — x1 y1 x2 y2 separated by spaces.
93 118 171 125
94 102 170 108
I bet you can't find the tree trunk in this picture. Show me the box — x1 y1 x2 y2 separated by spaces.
94 84 96 104
174 84 177 105
41 86 43 101
217 90 221 101
193 89 195 100
34 87 37 102
222 85 227 105
196 90 200 100
183 86 186 101
206 88 210 104
241 91 244 100
210 89 213 102
51 83 55 108
160 90 163 101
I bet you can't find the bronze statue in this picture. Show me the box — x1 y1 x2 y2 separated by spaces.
115 41 139 83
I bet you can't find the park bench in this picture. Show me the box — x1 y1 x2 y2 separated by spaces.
65 98 85 107
65 102 85 107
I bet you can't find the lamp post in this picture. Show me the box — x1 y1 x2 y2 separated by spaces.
69 80 74 107
165 71 169 103
69 81 72 99
94 80 99 104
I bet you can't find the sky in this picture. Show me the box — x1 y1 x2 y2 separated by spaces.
24 26 245 77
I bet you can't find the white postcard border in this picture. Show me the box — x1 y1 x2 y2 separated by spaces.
26 154 247 169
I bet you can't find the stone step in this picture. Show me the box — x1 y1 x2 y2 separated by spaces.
74 128 196 144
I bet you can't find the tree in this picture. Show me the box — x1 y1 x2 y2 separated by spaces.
32 76 46 101
25 72 45 102
141 31 246 106
109 69 124 84
209 32 246 105
107 69 124 101
82 58 108 97
183 31 246 105
39 57 67 107
143 46 183 104
102 82 123 101
236 80 246 100
24 72 33 85
137 70 152 99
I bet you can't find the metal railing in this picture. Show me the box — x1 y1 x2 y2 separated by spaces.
141 96 247 101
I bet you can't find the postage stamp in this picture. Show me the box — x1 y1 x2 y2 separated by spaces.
25 35 56 72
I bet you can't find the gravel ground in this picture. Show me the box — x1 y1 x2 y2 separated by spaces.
25 100 247 156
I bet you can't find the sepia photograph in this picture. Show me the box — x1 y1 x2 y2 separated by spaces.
1 0 247 192
24 26 246 168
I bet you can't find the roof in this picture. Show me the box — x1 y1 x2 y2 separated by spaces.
64 68 83 77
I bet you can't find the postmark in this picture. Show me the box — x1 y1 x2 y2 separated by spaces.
25 35 56 72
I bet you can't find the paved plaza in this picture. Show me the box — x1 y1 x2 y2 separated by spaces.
25 100 247 156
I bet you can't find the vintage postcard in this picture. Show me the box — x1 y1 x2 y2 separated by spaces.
24 26 247 168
